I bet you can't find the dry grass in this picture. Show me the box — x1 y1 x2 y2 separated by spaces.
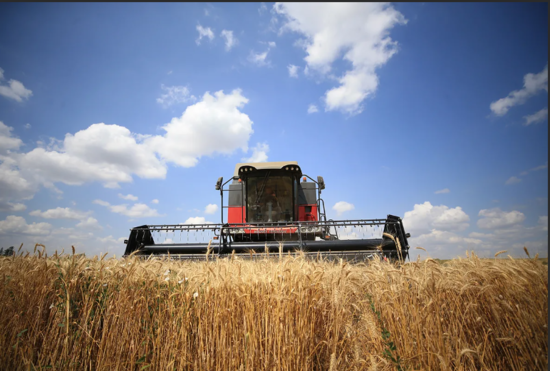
0 247 547 370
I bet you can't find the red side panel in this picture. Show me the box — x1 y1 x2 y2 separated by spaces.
298 205 318 222
228 206 246 224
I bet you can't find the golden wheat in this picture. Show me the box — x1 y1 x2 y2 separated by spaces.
0 249 547 370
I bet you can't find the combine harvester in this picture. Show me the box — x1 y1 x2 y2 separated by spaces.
123 162 410 261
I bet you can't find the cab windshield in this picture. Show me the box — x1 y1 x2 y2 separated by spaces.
246 174 294 223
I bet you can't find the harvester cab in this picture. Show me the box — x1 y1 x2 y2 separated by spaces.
124 161 410 261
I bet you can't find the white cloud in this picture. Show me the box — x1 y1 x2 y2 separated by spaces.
332 201 354 217
537 216 548 232
220 30 237 51
151 199 159 204
118 193 138 201
29 207 91 220
196 25 215 45
183 216 213 224
409 230 482 256
248 42 276 66
204 203 219 214
24 123 31 129
505 176 521 185
147 89 253 167
259 2 268 15
157 85 196 108
242 142 269 163
434 188 450 194
519 162 547 176
0 215 51 235
273 3 406 115
490 64 548 116
523 108 548 126
307 104 318 114
0 89 254 205
403 201 470 236
97 235 126 245
18 123 166 189
0 121 23 153
76 217 102 230
248 50 269 66
0 156 37 202
412 230 482 247
405 207 547 259
288 64 299 78
0 201 26 212
468 232 495 239
477 208 525 230
93 199 162 218
0 67 33 102
511 237 548 258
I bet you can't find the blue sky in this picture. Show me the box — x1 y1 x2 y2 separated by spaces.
0 3 547 259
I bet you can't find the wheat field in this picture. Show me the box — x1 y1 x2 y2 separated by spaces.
0 246 547 370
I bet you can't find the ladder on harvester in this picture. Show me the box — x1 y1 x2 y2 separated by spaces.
317 198 339 240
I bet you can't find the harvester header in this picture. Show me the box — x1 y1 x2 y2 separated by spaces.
124 161 410 261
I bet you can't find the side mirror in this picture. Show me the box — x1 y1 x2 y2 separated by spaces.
215 177 223 190
405 233 411 238
317 176 325 190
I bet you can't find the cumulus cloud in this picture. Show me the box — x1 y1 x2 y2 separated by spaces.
220 30 237 51
19 123 166 189
1 88 252 200
151 199 159 204
0 123 36 202
332 201 354 217
248 42 276 66
147 89 253 167
403 201 470 236
477 208 525 230
523 108 548 126
0 215 51 235
93 200 162 218
0 89 255 208
434 188 450 194
412 230 482 248
0 121 23 153
196 25 215 45
490 64 548 116
157 85 196 108
288 64 299 78
183 216 213 224
76 217 102 230
0 67 33 102
118 193 138 201
307 104 318 114
274 3 406 115
0 157 37 202
248 51 269 66
242 142 269 162
505 176 521 185
204 203 219 214
29 207 91 220
0 201 26 212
